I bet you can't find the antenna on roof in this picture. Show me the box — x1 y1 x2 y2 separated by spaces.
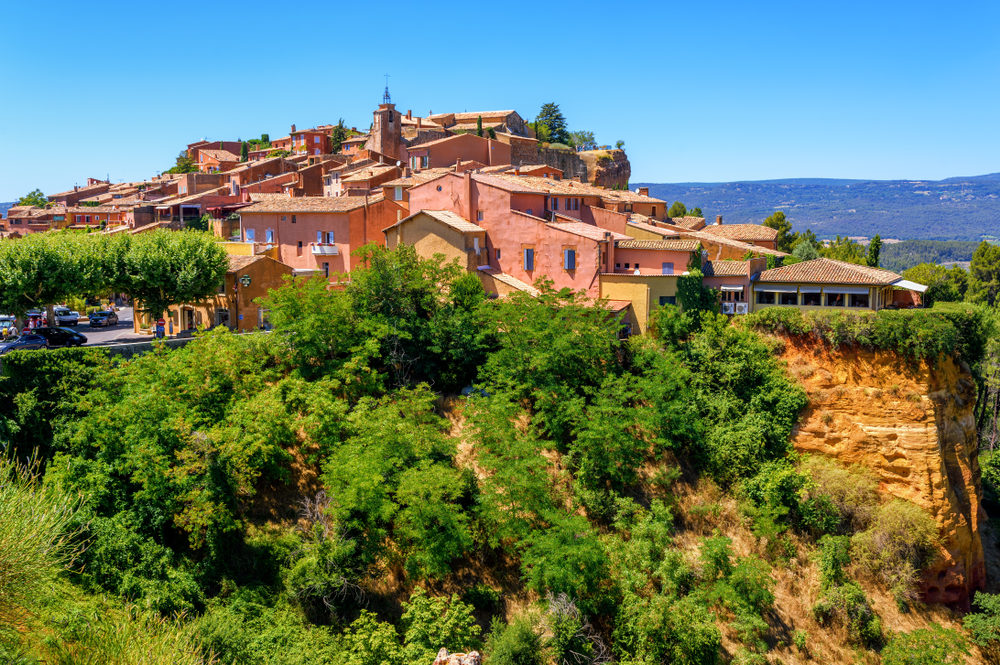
382 74 391 104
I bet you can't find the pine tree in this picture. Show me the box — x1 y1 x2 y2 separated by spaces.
866 234 882 267
535 103 569 145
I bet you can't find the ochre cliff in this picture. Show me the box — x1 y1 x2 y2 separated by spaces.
579 149 631 189
780 341 985 605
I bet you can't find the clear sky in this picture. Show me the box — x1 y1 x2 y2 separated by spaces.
1 0 998 201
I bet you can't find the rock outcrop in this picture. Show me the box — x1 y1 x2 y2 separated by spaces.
433 648 482 665
780 341 985 606
579 149 631 189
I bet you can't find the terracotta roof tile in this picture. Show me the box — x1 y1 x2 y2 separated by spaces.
701 223 779 242
199 149 241 161
615 239 699 251
756 258 902 285
385 210 482 234
703 260 752 277
547 221 629 242
240 193 381 214
626 219 681 237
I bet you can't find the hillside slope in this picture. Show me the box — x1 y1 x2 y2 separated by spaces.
634 174 1000 241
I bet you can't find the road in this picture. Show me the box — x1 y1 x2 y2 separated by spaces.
75 307 148 345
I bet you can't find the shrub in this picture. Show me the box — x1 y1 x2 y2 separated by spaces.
544 593 606 665
881 624 969 665
799 456 879 535
340 610 405 665
699 534 733 581
963 591 1000 646
484 615 545 665
812 582 882 648
521 513 610 615
401 588 481 663
817 535 851 589
851 500 937 606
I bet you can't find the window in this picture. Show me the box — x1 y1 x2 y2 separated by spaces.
756 291 775 305
314 136 320 144
565 198 571 210
322 262 330 278
291 215 296 223
826 292 846 307
473 237 480 253
661 262 674 275
281 216 286 221
850 293 870 308
326 231 335 244
297 240 303 255
316 231 323 243
85 215 90 223
564 249 576 270
659 296 677 306
779 292 797 305
477 210 484 221
615 263 621 269
552 197 559 211
245 228 255 242
624 263 630 269
394 186 403 201
495 248 501 260
651 206 657 217
523 248 534 271
802 291 821 306
265 229 274 243
420 156 428 168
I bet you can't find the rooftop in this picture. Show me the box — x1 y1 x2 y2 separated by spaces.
241 193 382 214
756 258 903 285
616 239 699 251
700 223 779 242
703 260 752 277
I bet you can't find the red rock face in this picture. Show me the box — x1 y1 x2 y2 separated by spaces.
780 341 986 607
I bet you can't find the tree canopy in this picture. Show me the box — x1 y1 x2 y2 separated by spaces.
763 211 794 252
534 103 570 145
16 189 49 208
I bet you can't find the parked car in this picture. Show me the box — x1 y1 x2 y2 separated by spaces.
0 315 15 336
31 327 87 348
53 306 80 327
0 333 48 355
88 310 119 327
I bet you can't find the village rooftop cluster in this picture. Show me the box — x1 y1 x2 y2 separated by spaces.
0 96 927 335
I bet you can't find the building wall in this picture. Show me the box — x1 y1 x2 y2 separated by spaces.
406 134 512 169
611 248 692 274
584 206 629 234
385 213 485 271
749 284 879 313
599 274 680 334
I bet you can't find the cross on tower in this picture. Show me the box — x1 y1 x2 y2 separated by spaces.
382 74 391 104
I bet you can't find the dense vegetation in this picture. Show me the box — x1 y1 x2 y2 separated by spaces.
0 245 985 663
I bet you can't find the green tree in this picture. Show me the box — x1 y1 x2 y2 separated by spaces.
239 141 249 162
966 241 1000 306
689 206 703 217
902 263 966 305
762 211 794 253
535 103 570 145
16 189 48 208
793 240 819 261
820 236 866 265
123 230 228 318
615 140 625 150
476 116 483 137
881 625 968 665
165 150 198 174
667 201 687 218
866 234 882 267
569 130 596 150
401 588 481 663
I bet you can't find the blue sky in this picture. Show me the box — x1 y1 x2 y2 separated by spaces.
1 0 998 201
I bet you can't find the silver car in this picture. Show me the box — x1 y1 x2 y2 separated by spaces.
53 307 80 327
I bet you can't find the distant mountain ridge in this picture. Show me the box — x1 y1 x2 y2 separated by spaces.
0 202 13 219
634 173 1000 241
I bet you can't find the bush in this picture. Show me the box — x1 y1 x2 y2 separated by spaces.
401 588 481 663
521 513 610 615
881 624 969 665
799 456 879 535
851 500 937 606
964 591 1000 646
812 581 882 648
485 615 545 665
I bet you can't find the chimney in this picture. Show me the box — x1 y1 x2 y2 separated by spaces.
637 186 649 196
417 117 422 129
406 109 412 119
404 166 412 177
455 158 462 172
716 215 723 225
291 124 296 133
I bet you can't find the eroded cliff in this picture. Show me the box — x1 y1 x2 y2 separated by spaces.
780 341 985 605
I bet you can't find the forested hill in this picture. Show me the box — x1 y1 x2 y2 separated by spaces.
634 173 1000 241
0 202 13 218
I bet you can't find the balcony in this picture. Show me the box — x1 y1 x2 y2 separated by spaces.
311 243 339 255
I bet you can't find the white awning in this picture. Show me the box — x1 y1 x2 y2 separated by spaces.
756 284 798 293
892 279 928 293
823 286 870 295
798 286 822 293
720 285 744 292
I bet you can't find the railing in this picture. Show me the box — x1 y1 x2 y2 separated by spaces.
311 244 339 255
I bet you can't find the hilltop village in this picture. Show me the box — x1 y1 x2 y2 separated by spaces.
1 97 927 334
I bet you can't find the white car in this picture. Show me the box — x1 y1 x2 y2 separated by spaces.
53 307 80 327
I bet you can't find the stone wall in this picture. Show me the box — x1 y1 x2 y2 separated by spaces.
780 341 985 606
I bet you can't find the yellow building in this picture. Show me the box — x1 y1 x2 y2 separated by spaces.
598 272 679 335
383 209 487 271
134 253 293 335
